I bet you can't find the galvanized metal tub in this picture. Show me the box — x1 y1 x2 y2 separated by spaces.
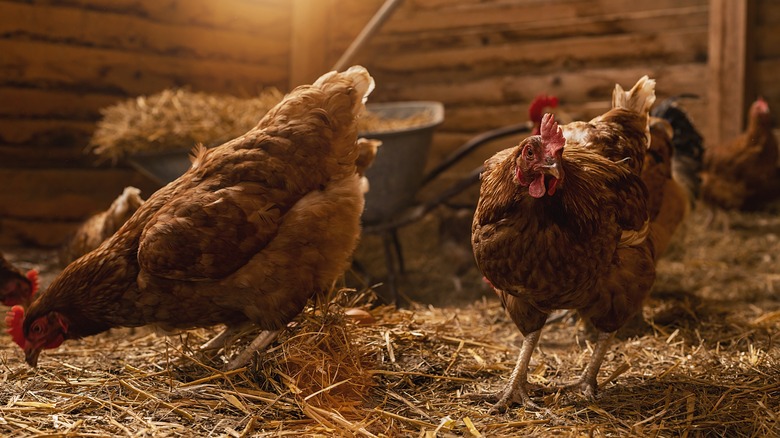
360 101 445 224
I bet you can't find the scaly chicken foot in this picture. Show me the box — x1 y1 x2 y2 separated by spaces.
200 323 253 352
490 329 544 413
226 329 281 370
551 331 615 400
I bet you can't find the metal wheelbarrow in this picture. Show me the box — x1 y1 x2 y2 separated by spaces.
358 110 534 305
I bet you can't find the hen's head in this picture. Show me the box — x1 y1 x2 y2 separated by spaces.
6 303 69 367
529 94 559 134
749 97 772 126
515 113 565 198
1 269 39 307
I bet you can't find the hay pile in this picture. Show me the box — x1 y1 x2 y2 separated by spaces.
89 88 285 162
1 205 779 436
89 88 436 163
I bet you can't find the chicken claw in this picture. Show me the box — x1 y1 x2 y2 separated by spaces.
554 331 615 400
489 330 543 413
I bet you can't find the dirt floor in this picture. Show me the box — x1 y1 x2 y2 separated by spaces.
1 201 779 437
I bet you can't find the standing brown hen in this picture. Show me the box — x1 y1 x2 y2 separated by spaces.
472 77 657 411
700 97 779 211
8 66 375 369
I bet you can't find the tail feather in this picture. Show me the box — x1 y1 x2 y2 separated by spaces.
612 75 657 115
613 76 656 149
111 186 144 219
261 66 375 168
312 65 375 113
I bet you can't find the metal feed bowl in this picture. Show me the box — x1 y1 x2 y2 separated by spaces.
127 148 193 186
359 101 445 224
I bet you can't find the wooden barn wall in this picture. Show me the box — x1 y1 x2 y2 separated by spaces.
339 0 711 182
0 0 762 246
755 0 780 127
0 0 294 246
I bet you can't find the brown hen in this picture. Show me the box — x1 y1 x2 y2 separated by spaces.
472 77 657 411
59 186 145 266
0 253 37 308
701 98 779 211
9 66 375 369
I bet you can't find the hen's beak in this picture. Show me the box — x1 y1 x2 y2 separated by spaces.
24 346 41 367
541 161 561 179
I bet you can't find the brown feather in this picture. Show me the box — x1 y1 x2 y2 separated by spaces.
701 98 779 210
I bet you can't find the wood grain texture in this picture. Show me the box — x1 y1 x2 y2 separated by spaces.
0 0 766 245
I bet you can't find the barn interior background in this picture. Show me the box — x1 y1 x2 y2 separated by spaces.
0 0 775 247
1 1 780 436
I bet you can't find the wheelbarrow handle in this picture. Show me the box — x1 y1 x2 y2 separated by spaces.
420 121 533 187
363 165 483 234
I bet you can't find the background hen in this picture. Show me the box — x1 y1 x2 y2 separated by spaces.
8 66 376 370
0 253 38 308
472 76 657 411
700 97 779 212
650 96 705 206
59 186 145 266
641 114 699 259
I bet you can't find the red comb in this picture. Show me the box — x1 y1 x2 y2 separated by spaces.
754 97 769 114
5 305 26 349
529 94 560 124
540 113 565 155
26 270 39 296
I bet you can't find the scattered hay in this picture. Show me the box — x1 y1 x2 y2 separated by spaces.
89 88 437 163
1 205 779 436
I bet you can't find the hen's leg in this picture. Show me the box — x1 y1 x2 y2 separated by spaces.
200 323 251 352
557 331 614 399
226 329 281 370
491 329 542 413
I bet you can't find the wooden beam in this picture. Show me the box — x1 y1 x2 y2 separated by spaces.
289 0 333 88
708 0 755 145
332 0 404 71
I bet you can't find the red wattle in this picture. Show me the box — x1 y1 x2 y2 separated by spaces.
6 305 26 348
529 174 546 198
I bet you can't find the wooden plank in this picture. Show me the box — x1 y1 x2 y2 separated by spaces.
0 87 121 119
403 0 706 12
0 217 83 247
0 168 159 220
13 0 291 35
337 6 708 48
0 39 288 96
0 119 95 146
756 0 780 25
367 28 707 75
0 145 101 168
438 8 707 46
379 0 707 34
755 25 780 61
0 167 160 246
289 0 333 88
437 98 705 135
371 63 708 107
707 0 753 145
754 59 780 104
0 1 291 65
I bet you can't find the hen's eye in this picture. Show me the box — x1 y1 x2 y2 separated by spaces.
525 148 534 159
31 323 42 334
